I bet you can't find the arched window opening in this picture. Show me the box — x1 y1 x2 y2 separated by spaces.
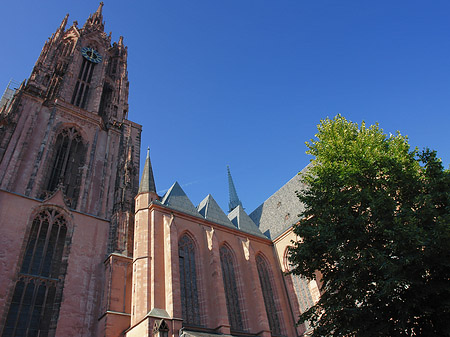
256 255 282 336
71 50 96 109
2 209 68 337
44 127 86 208
153 319 169 337
178 234 201 326
219 245 244 331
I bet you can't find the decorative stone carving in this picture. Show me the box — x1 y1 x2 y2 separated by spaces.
204 226 214 251
240 237 250 261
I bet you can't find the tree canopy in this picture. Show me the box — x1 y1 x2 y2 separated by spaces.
289 115 450 336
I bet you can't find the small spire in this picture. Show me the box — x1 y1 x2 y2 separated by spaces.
84 2 104 30
96 2 104 15
60 14 69 30
53 13 69 41
138 147 157 194
227 165 243 213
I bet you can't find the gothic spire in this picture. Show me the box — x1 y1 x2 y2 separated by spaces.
51 13 69 41
227 165 243 213
95 2 104 16
83 2 104 31
138 147 157 194
60 13 69 31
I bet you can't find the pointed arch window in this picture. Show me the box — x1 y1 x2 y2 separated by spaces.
178 235 200 326
71 53 96 109
256 255 282 336
153 319 169 337
220 245 244 331
43 127 86 208
2 209 68 337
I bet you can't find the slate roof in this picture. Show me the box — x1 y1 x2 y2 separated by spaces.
197 194 236 229
159 182 267 239
228 205 266 238
249 164 311 239
160 182 202 218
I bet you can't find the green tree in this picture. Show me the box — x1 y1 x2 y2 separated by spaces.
289 115 450 336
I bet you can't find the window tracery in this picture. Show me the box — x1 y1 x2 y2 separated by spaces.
178 234 200 326
43 127 86 208
256 255 282 336
71 49 96 108
219 245 244 331
153 319 169 337
2 209 68 337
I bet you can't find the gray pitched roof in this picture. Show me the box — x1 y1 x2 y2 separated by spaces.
197 194 236 229
249 164 311 239
138 148 157 194
160 182 202 218
228 205 266 238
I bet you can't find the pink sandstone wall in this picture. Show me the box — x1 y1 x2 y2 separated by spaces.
129 198 299 337
0 189 110 336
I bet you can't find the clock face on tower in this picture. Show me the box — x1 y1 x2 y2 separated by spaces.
81 47 102 63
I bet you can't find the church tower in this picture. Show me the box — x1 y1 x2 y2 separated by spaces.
0 4 140 336
0 2 140 255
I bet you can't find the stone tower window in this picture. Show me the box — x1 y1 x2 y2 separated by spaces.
2 209 68 337
71 56 95 109
219 245 244 331
44 127 86 208
256 255 282 336
178 235 200 326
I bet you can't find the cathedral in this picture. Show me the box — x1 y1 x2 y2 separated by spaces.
0 4 319 337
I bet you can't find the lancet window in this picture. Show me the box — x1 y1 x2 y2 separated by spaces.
2 209 68 337
178 235 200 326
219 245 244 331
44 127 86 208
256 255 282 336
71 55 95 108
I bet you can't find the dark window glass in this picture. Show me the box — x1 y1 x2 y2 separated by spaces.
256 255 282 336
71 57 95 108
178 235 200 326
220 245 244 331
44 127 85 208
2 209 67 337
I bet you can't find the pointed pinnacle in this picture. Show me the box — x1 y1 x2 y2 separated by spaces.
138 147 157 194
96 2 104 15
227 165 243 213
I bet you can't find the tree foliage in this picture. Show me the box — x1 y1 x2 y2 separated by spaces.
289 115 450 336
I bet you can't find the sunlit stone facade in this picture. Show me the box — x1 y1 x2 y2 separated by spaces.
0 4 318 337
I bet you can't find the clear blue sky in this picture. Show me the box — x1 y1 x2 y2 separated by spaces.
1 1 449 213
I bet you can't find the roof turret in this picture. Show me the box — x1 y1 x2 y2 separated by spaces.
138 147 157 194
